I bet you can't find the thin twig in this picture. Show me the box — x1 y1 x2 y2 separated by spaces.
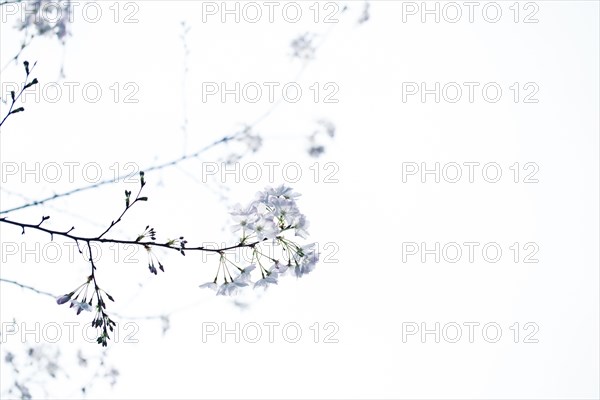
0 278 55 298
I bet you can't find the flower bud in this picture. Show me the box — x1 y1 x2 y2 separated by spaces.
56 293 72 305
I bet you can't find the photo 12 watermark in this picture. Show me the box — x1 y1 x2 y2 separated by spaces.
401 321 540 343
401 242 540 263
199 2 343 23
1 241 142 265
401 162 540 183
401 82 539 103
0 321 139 344
1 81 140 104
0 1 141 25
201 161 340 184
1 161 142 184
200 241 339 264
201 321 340 343
201 82 339 104
399 2 539 24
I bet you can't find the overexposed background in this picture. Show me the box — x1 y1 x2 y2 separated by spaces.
0 1 598 399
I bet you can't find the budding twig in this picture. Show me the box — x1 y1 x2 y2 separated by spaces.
0 61 38 128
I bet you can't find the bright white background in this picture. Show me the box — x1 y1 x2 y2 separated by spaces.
0 1 598 399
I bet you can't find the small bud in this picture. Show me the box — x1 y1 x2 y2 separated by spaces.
56 293 72 305
148 263 157 275
24 78 38 89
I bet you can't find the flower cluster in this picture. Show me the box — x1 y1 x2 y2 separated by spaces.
307 119 336 158
18 0 71 41
291 33 317 60
56 277 94 315
200 186 319 295
231 185 309 241
56 275 116 346
46 180 318 345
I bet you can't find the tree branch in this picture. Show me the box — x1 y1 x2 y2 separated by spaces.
0 278 55 298
0 217 262 254
0 61 38 128
0 22 341 214
0 133 236 215
0 0 24 6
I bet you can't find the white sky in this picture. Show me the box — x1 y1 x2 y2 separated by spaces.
0 1 599 399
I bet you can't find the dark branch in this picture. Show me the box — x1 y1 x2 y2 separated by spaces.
0 217 262 254
0 60 38 128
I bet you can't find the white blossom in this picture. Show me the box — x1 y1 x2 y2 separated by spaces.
206 186 318 295
199 282 218 291
230 203 258 233
234 265 256 284
293 214 310 238
270 197 300 225
248 217 279 241
293 243 319 278
69 300 92 315
269 262 289 276
254 275 278 290
217 281 248 296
